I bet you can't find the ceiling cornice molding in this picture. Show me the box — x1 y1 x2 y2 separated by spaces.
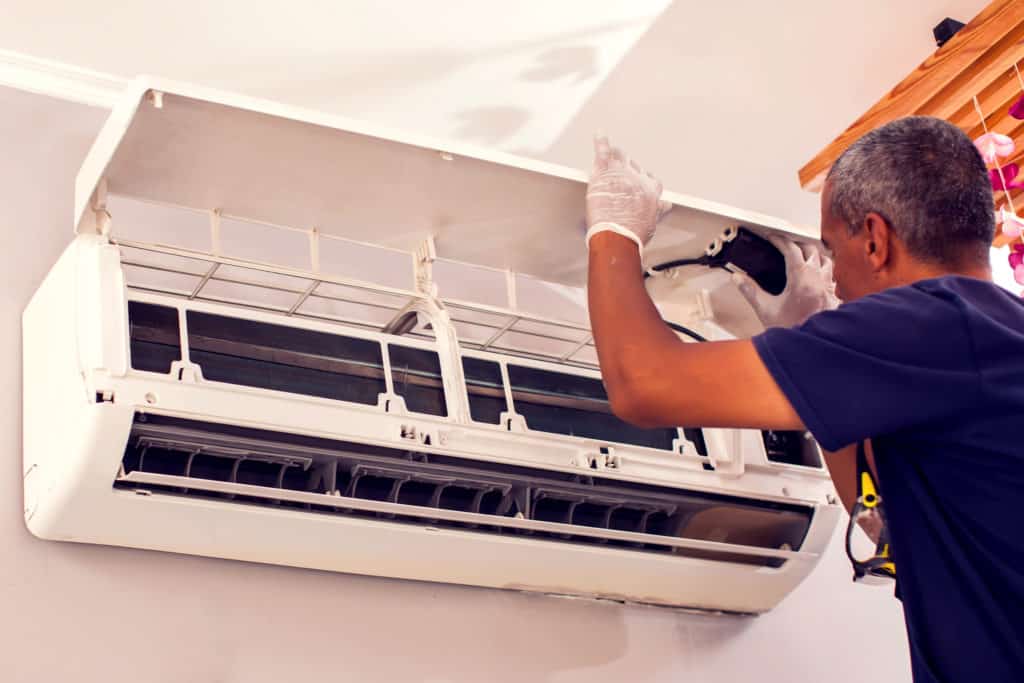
0 49 125 108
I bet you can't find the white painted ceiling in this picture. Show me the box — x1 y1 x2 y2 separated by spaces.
3 1 671 153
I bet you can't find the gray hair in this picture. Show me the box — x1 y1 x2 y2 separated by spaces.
827 116 994 266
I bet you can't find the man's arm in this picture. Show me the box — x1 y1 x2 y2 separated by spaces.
589 234 879 535
821 444 858 514
587 231 804 431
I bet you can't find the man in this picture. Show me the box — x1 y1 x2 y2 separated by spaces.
584 117 1023 682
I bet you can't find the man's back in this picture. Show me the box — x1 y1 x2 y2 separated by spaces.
754 276 1024 682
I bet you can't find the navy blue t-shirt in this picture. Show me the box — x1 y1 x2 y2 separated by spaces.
753 276 1024 682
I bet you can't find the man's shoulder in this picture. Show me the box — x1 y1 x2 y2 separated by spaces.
909 275 1024 336
815 275 1024 376
787 278 985 372
832 276 1019 327
804 279 961 336
909 274 1020 308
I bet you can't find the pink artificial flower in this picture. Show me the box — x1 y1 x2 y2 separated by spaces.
1010 243 1024 269
1011 94 1024 121
1014 264 1024 286
975 132 1016 163
991 164 1024 192
1002 209 1024 238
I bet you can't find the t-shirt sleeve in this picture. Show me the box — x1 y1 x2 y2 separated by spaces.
752 285 981 451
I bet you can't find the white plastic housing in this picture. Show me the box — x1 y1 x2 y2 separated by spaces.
24 78 839 614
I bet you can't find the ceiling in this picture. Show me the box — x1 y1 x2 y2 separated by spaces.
2 1 671 154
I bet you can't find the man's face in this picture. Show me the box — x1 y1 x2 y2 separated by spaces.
820 181 875 302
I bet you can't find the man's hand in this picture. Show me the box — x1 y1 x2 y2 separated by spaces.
585 135 672 253
733 234 839 328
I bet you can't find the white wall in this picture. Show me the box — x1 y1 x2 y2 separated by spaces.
0 85 910 683
542 0 990 229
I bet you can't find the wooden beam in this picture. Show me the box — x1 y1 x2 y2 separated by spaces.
950 65 1018 133
798 0 1024 192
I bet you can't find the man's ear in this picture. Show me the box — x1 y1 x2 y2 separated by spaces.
862 212 891 271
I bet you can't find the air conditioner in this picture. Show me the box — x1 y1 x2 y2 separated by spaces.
23 78 840 614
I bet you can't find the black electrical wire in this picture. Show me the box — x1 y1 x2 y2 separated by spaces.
643 256 712 279
650 256 709 272
638 253 711 341
638 255 712 342
664 320 707 343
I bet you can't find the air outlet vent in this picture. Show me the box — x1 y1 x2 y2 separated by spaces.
116 415 811 567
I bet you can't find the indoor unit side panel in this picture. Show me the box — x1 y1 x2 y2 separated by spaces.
23 238 86 532
29 406 137 541
22 239 134 538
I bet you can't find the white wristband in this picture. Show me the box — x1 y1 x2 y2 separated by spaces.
585 222 643 254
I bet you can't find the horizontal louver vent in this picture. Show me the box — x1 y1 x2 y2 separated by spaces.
116 415 813 567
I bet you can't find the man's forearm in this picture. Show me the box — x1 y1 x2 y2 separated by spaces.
587 232 679 415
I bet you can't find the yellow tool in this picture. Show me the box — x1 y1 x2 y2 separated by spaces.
844 441 897 583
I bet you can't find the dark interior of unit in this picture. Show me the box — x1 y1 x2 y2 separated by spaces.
127 301 822 468
186 309 388 405
505 364 678 450
129 302 444 415
128 302 685 452
128 301 182 373
388 344 446 416
461 356 507 424
762 430 822 467
462 356 682 451
116 415 812 567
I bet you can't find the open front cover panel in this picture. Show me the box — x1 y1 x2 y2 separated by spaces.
75 78 815 287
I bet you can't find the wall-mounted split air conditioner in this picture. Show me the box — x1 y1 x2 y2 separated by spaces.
23 78 839 614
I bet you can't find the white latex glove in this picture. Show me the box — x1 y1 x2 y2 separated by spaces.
733 235 839 328
585 135 672 253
